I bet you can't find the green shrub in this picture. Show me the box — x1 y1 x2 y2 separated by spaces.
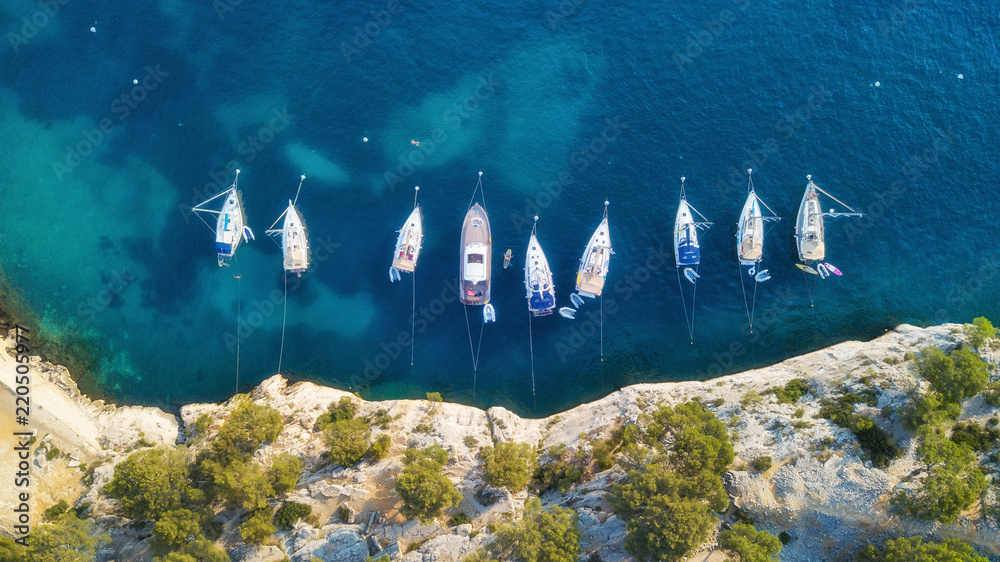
103 448 196 520
467 497 578 562
891 431 987 523
464 436 478 449
533 445 585 495
326 418 372 467
395 445 461 523
426 392 443 403
752 456 772 471
951 422 1000 452
718 522 782 562
368 434 391 461
194 414 212 435
778 531 792 545
44 500 70 521
149 509 203 555
450 512 472 526
964 317 996 348
741 390 763 408
818 389 900 468
202 402 284 468
769 378 811 404
855 535 987 562
335 505 352 523
215 461 274 511
919 346 988 401
982 382 1000 407
316 396 359 431
903 391 963 428
480 442 538 492
590 438 615 471
267 453 303 495
239 510 276 544
274 501 312 530
21 513 108 562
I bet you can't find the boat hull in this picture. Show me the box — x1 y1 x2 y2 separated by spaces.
736 192 763 265
674 198 700 267
392 206 423 273
576 216 611 298
281 203 309 274
215 188 245 260
796 181 825 262
525 233 556 316
460 204 492 306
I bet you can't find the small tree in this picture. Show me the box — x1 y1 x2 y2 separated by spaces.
964 317 996 348
919 346 987 402
474 497 580 562
718 523 782 562
149 509 203 555
25 513 109 562
215 461 274 511
480 442 538 493
240 509 276 544
395 445 462 523
316 396 359 431
855 535 987 562
103 448 194 520
267 453 303 495
326 418 372 466
274 501 312 531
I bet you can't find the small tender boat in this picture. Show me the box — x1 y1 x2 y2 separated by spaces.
817 263 829 279
503 249 512 269
525 217 556 317
795 175 862 263
754 269 771 282
483 303 496 323
823 262 843 276
683 267 700 283
570 293 584 309
796 263 818 275
193 169 253 267
559 307 576 319
460 203 492 307
576 201 613 298
390 205 423 282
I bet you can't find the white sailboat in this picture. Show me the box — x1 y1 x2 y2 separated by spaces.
674 177 712 343
795 174 862 264
390 186 424 283
266 175 309 276
192 169 254 266
736 169 779 268
525 217 556 317
576 201 613 298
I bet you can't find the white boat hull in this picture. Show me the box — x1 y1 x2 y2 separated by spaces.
796 181 825 262
280 202 309 274
460 204 492 306
736 191 763 265
576 215 611 298
525 233 555 316
392 206 423 274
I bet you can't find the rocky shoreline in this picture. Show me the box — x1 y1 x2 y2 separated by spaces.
2 323 999 561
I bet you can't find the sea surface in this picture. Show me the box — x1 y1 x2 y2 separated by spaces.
0 0 997 417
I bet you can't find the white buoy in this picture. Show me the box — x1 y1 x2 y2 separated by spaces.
875 81 881 87
363 137 368 142
90 26 96 32
958 74 964 79
133 79 138 85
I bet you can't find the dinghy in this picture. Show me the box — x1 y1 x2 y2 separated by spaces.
683 267 700 283
576 201 613 298
570 293 584 309
525 217 556 317
817 263 829 279
795 175 863 264
192 169 253 266
754 269 771 282
389 191 423 282
559 307 576 319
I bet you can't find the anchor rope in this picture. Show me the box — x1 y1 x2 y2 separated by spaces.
277 272 287 375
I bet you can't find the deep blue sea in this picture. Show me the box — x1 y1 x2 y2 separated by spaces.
0 0 997 417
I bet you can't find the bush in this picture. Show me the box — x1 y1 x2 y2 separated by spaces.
855 535 987 562
368 434 391 461
469 497 579 562
964 317 996 348
274 501 312 531
149 509 203 555
193 413 212 435
480 442 538 492
204 402 284 468
267 453 303 495
533 446 585 495
769 378 811 404
752 456 772 472
951 422 1000 452
718 522 782 562
904 391 963 428
892 432 987 523
819 389 900 468
44 500 70 521
326 418 372 467
22 513 108 562
103 448 195 520
316 396 358 431
395 445 462 523
240 509 276 544
983 383 1000 407
450 512 472 526
919 346 988 402
215 461 274 511
335 505 352 523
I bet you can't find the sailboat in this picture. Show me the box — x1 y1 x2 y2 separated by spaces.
795 174 863 264
674 177 712 342
576 201 613 298
525 217 556 316
735 169 779 332
192 169 254 266
266 175 310 276
736 169 779 268
390 186 423 283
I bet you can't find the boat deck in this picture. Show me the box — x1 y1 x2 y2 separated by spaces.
576 271 605 297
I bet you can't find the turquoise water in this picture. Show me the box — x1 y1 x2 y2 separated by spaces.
0 0 997 416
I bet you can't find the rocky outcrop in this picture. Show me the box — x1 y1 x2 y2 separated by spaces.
2 323 998 561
